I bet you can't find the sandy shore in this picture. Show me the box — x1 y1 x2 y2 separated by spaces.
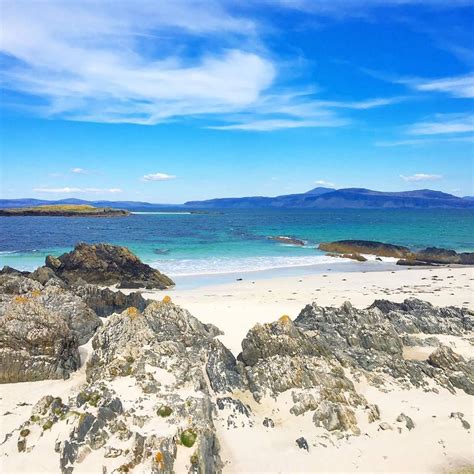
144 266 474 355
1 266 473 473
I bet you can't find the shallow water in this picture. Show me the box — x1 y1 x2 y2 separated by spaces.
1 208 473 278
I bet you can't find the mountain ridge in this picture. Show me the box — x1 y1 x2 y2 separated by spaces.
1 187 473 210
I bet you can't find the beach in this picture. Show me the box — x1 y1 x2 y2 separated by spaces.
153 266 474 355
1 264 473 473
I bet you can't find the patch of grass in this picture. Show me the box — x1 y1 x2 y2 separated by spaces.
180 429 197 448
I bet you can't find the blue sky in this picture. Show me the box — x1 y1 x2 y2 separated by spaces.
1 0 473 202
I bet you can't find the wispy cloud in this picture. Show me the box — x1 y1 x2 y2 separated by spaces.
33 187 122 194
142 173 177 182
0 0 407 131
71 167 88 174
400 173 443 182
404 74 474 99
408 113 474 135
314 179 336 187
375 135 474 146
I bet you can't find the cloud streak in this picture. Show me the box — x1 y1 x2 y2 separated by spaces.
142 173 177 182
408 114 474 135
400 173 443 182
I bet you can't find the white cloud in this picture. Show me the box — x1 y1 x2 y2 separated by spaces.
209 118 346 131
375 136 474 146
408 114 474 135
33 187 122 193
0 0 404 131
314 180 336 187
399 174 443 182
407 74 474 99
142 173 177 182
71 167 87 174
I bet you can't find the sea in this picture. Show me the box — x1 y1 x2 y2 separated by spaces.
1 208 473 288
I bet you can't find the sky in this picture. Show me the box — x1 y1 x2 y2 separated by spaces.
0 0 473 202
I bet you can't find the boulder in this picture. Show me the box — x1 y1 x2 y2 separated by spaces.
413 247 474 265
73 284 150 317
0 296 80 382
319 240 410 258
45 242 174 289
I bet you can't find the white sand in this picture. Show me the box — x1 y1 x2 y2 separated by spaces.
146 266 474 355
1 266 473 473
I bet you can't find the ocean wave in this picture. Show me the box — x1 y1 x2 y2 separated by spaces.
151 255 348 277
0 250 18 255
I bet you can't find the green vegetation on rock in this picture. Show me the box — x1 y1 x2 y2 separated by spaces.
180 429 197 448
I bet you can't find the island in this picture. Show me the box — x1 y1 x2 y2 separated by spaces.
0 204 130 217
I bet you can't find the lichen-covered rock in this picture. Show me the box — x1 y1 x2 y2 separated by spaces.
45 242 174 289
370 298 472 335
428 345 474 395
73 283 150 317
0 297 80 382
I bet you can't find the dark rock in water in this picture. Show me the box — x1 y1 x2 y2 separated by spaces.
319 240 410 258
413 247 474 265
153 248 170 255
73 284 149 317
269 236 306 246
45 242 174 289
0 295 80 382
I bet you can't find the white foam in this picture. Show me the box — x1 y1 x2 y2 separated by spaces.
152 255 348 277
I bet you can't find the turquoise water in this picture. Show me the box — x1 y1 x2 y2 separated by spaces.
1 209 473 276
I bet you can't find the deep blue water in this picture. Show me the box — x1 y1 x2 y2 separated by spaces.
1 208 473 276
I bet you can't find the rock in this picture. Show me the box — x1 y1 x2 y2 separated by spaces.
396 259 435 266
269 236 305 246
319 240 410 258
29 266 64 286
413 247 474 265
296 437 309 451
396 413 415 430
450 412 471 430
73 284 149 317
0 266 28 276
428 345 474 394
0 274 42 295
313 401 360 434
378 422 392 431
0 295 80 382
370 298 472 335
341 253 367 262
263 417 274 428
45 242 174 290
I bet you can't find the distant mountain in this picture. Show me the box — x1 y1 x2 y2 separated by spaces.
184 188 474 209
2 188 473 211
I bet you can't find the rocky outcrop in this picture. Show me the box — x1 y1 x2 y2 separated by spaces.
319 240 410 258
73 284 150 317
411 247 474 265
8 300 243 472
269 236 306 246
238 315 374 434
45 242 174 289
294 298 474 393
0 294 80 382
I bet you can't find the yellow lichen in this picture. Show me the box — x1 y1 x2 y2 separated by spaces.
126 307 139 319
14 295 29 304
162 295 172 304
278 314 292 324
31 289 42 298
154 451 164 469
